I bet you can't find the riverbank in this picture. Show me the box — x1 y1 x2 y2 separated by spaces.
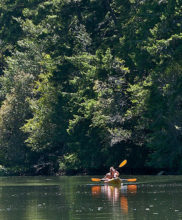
0 164 177 176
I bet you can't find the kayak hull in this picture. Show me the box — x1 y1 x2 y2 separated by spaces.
104 178 122 186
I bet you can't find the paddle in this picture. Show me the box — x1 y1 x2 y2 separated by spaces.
91 178 137 182
119 159 127 168
91 160 127 183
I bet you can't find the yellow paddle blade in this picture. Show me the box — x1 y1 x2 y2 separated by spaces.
91 178 101 182
126 178 137 182
119 159 127 168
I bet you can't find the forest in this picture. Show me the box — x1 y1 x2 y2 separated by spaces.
0 0 182 175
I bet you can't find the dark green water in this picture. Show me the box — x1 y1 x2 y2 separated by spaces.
0 175 182 219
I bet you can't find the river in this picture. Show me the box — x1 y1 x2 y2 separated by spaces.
0 175 181 219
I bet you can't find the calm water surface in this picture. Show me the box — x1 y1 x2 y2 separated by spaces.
0 175 182 219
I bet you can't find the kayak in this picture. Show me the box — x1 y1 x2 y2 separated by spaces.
91 177 137 186
104 177 122 186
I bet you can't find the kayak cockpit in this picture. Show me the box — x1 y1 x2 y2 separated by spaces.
104 177 122 186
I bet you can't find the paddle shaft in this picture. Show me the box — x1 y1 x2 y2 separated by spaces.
91 178 136 182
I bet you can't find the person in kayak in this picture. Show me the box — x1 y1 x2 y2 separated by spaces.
104 166 120 180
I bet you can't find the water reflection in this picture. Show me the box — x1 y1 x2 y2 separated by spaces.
91 184 137 215
0 176 182 220
91 186 101 196
121 196 128 214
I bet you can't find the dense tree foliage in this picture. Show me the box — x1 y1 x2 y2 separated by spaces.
0 0 182 175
